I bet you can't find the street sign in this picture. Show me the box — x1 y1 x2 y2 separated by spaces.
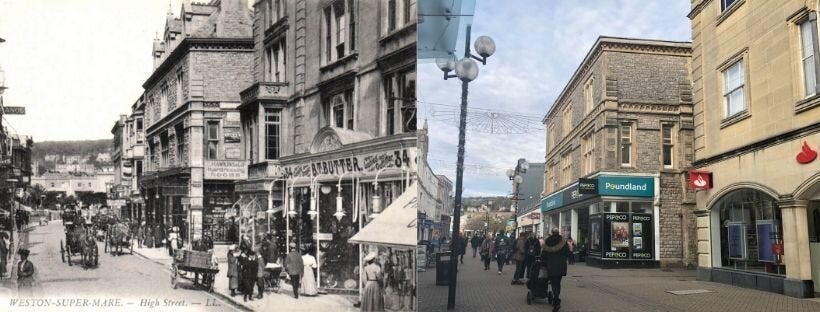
2 106 25 115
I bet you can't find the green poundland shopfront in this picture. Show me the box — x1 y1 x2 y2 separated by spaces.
540 174 659 268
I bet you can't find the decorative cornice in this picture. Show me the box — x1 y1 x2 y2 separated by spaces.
688 0 714 20
692 121 820 168
263 16 289 45
619 102 682 115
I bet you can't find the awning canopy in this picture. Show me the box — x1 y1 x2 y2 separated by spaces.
349 183 417 249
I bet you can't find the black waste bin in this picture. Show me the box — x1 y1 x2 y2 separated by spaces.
435 251 454 285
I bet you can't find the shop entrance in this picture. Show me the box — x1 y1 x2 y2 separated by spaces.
809 200 820 293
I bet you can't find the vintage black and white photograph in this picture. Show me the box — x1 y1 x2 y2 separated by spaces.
0 0 417 311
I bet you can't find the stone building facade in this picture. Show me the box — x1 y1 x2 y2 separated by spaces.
139 0 254 244
689 0 820 298
540 37 695 268
233 0 416 301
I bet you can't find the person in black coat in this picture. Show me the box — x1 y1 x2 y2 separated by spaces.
240 250 260 302
470 235 481 258
541 229 571 312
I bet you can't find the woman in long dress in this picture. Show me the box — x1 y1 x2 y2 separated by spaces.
227 245 240 296
301 251 318 296
361 252 384 312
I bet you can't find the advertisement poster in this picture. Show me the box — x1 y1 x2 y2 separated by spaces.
756 220 776 263
590 215 601 251
633 237 643 249
633 223 642 236
630 213 653 259
224 127 241 143
611 222 630 248
727 223 746 260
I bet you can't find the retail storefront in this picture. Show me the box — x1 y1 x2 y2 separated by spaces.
541 174 658 267
234 128 417 294
516 211 541 237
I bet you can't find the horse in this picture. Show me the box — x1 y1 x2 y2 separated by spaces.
107 223 131 256
80 233 98 269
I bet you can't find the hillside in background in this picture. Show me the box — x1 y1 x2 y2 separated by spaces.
32 139 113 175
462 196 513 211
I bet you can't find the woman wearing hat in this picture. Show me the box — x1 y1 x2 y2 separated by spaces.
301 249 318 296
227 245 240 296
361 251 384 311
168 227 180 257
17 248 35 298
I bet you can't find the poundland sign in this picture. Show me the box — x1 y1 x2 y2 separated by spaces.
598 176 654 197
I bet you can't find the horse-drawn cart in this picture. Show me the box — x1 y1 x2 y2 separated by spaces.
60 219 99 268
171 249 219 292
104 222 133 256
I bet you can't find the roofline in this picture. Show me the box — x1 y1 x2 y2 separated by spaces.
541 36 692 123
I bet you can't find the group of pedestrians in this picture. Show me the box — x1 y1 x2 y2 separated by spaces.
467 229 575 312
226 234 319 302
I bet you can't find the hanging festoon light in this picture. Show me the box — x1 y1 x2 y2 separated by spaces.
308 189 317 220
371 184 382 215
287 187 297 217
334 193 345 221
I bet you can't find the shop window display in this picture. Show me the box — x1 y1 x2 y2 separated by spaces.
204 184 236 242
713 189 784 274
317 183 360 292
365 245 416 311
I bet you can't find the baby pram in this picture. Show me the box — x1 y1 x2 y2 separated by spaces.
526 257 553 305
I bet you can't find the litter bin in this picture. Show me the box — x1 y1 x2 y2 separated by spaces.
435 251 454 285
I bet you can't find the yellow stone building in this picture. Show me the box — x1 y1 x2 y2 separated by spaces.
689 0 820 298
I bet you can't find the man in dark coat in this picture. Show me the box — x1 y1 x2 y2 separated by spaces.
240 250 259 302
284 244 304 299
541 229 571 312
524 234 541 279
470 234 481 258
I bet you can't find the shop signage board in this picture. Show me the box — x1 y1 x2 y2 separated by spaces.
204 160 248 180
578 178 598 194
597 176 654 197
280 148 417 179
688 171 713 190
2 106 25 115
541 183 591 213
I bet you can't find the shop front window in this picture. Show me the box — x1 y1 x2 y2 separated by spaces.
712 188 783 275
203 184 236 242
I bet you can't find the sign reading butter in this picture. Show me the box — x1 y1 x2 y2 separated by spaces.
282 148 417 179
204 160 248 180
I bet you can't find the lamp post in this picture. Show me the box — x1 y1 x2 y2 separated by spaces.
436 25 495 310
506 158 528 237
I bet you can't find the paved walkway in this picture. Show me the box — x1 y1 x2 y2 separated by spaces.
419 254 820 312
132 244 357 311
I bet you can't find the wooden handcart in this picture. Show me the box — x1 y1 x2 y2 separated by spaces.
171 249 219 292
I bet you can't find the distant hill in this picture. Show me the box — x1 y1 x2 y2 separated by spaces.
462 196 513 212
32 139 113 175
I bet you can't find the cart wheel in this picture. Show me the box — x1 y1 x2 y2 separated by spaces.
60 241 66 263
526 291 532 305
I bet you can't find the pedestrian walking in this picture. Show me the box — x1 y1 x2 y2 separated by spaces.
493 232 510 274
541 228 571 312
457 234 467 264
145 224 154 248
479 234 493 270
256 248 267 299
284 244 304 299
137 222 145 248
511 232 528 285
361 251 384 312
240 250 259 302
16 248 35 298
470 234 481 258
301 250 318 296
167 227 179 257
567 237 576 265
227 245 240 297
506 233 515 265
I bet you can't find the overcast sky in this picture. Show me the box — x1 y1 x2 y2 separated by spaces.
419 0 692 197
0 0 221 141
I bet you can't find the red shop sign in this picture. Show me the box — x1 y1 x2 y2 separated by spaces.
688 171 713 190
796 141 818 164
529 212 541 220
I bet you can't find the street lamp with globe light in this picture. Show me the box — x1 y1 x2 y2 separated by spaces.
435 25 495 310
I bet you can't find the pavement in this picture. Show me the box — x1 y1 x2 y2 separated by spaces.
419 252 820 312
132 242 358 312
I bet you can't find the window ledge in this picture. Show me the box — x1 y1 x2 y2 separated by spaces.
379 22 416 44
320 52 358 72
795 94 820 114
716 0 745 26
720 110 750 129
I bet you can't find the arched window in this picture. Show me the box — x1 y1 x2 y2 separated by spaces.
711 188 783 274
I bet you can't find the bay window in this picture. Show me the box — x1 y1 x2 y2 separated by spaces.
265 110 281 160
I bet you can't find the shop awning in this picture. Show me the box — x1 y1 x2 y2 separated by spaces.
349 183 417 248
